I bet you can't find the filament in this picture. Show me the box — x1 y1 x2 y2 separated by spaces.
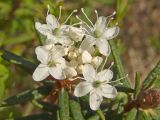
107 74 128 84
94 9 99 21
76 15 92 30
58 6 62 21
81 8 94 28
69 76 86 81
72 22 82 26
47 4 50 15
108 62 114 69
63 9 77 24
101 57 108 71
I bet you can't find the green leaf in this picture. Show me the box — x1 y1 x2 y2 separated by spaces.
109 40 130 87
14 113 54 120
69 99 85 120
124 108 137 120
87 114 100 120
2 32 35 45
0 64 9 99
58 89 70 120
116 86 134 93
0 84 52 106
31 100 58 112
136 110 152 120
116 0 129 22
134 72 141 99
142 60 160 89
1 50 37 74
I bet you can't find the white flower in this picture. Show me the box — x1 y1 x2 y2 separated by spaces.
78 9 120 56
74 64 117 110
35 14 73 46
68 26 85 42
32 45 66 81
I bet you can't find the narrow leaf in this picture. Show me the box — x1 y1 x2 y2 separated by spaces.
0 84 52 106
87 114 100 120
134 72 141 99
58 89 70 120
116 86 134 93
109 40 130 87
14 113 54 120
124 108 137 120
142 60 160 89
1 50 37 74
69 99 85 120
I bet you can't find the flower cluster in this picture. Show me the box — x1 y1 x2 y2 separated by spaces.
33 6 120 110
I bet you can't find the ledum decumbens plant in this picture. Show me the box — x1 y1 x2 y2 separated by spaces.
1 5 160 120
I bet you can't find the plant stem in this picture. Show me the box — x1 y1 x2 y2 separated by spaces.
96 109 106 120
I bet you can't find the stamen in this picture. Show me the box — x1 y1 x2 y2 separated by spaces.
69 76 85 81
107 74 128 84
94 9 99 21
108 62 114 69
72 22 82 26
81 8 94 27
58 6 62 21
106 17 114 27
47 4 50 15
101 57 108 71
76 15 92 30
63 9 77 24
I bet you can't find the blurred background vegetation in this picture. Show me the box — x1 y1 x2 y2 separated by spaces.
0 0 159 119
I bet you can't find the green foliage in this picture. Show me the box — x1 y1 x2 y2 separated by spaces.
0 0 160 120
14 113 54 120
0 64 9 99
1 51 37 74
142 60 160 89
0 85 52 107
124 108 137 120
109 40 131 87
69 99 85 120
134 72 141 99
58 89 70 120
116 0 130 22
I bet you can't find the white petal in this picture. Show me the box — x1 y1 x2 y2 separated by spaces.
46 14 59 29
96 39 111 56
103 27 120 40
101 84 117 98
50 46 65 59
32 64 49 81
80 36 95 52
82 51 92 64
35 22 51 36
63 67 77 79
54 58 66 68
80 23 92 34
82 64 96 82
89 90 103 110
68 60 78 68
35 46 48 64
74 82 93 97
59 36 74 46
94 16 107 33
96 69 113 82
49 66 65 80
46 34 58 43
69 26 84 42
